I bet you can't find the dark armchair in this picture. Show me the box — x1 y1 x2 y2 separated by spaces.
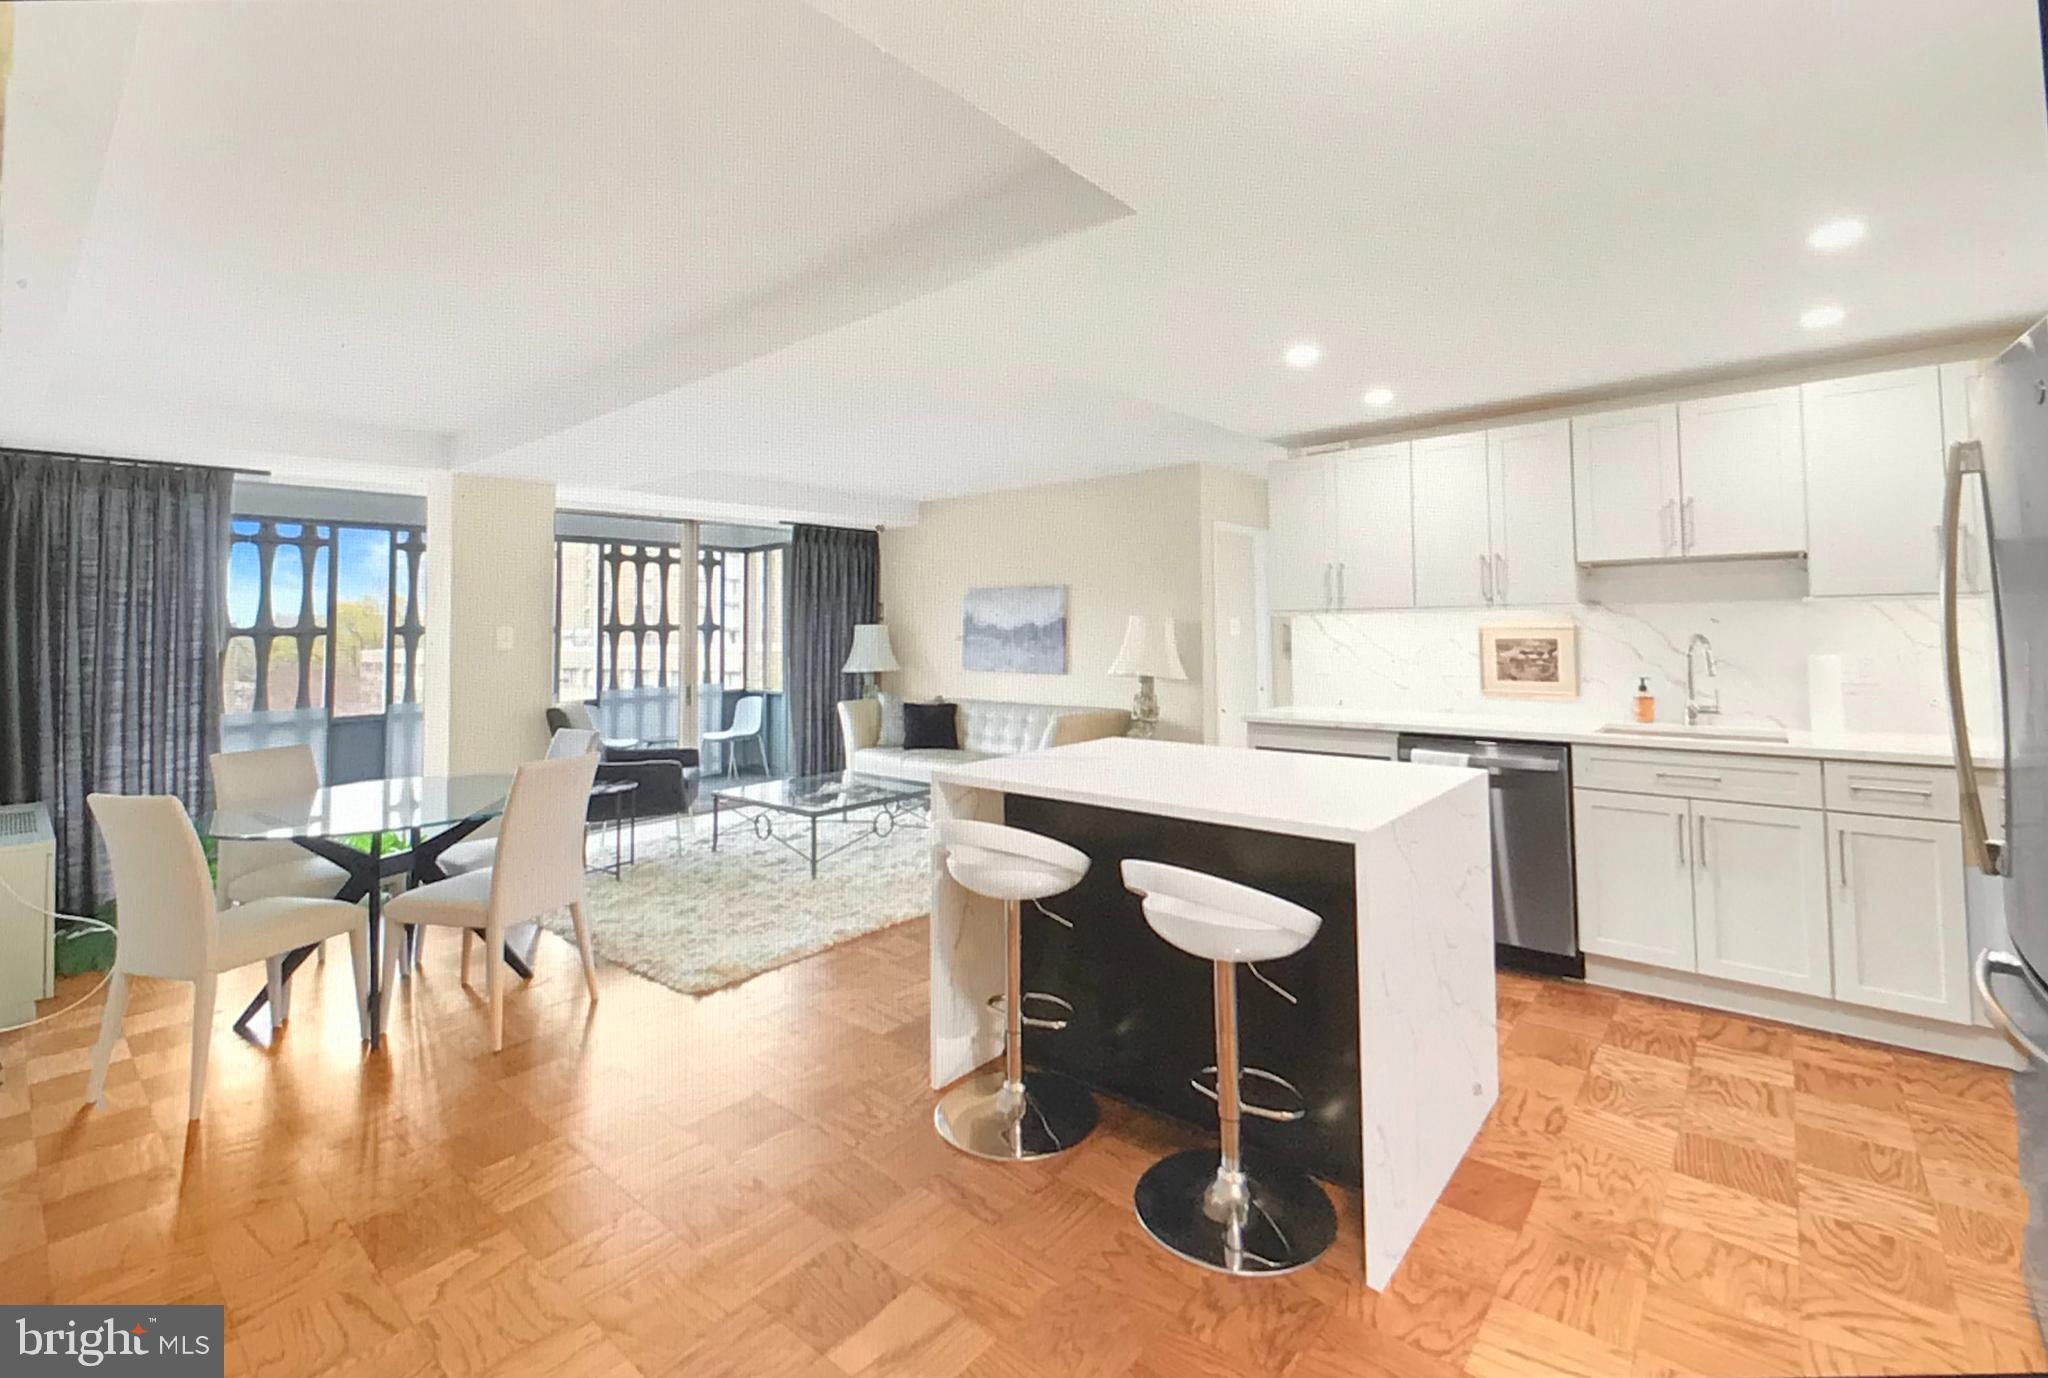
596 744 700 822
545 704 700 822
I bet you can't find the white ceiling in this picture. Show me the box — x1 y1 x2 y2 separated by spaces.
4 0 2047 524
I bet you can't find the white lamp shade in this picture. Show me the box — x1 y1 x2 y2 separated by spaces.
842 623 901 674
1107 615 1187 681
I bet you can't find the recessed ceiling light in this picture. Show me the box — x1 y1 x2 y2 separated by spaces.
1800 303 1846 330
1283 341 1322 369
1362 387 1396 407
1806 217 1867 252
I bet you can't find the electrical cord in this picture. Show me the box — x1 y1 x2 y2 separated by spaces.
0 866 117 1035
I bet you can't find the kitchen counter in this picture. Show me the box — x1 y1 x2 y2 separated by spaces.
930 736 1480 843
928 737 1496 1289
1242 704 2001 770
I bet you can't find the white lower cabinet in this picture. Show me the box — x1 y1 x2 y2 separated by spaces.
1574 789 1696 969
1575 753 1980 1029
1691 800 1832 998
1828 814 1972 1023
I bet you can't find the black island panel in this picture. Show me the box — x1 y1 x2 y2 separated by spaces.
1002 793 1363 1185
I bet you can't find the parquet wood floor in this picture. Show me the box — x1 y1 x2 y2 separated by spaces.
2 918 2042 1377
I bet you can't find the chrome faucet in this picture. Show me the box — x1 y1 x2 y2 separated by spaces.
1685 634 1721 726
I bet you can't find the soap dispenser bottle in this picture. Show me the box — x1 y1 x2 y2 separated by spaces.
1633 677 1656 724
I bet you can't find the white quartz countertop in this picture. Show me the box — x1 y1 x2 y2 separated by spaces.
929 736 1482 845
1242 705 2002 770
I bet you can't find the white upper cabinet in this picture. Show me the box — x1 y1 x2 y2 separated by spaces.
1265 455 1334 611
1412 432 1494 608
1267 444 1415 611
1804 367 1945 597
1329 443 1414 609
1572 404 1681 564
1940 360 1994 596
1487 420 1579 605
1677 386 1807 559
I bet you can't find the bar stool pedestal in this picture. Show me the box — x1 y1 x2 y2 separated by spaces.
1123 860 1337 1276
935 821 1097 1161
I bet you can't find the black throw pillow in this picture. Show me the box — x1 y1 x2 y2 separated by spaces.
901 700 960 750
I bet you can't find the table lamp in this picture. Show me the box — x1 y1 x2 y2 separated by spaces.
842 623 900 698
1108 615 1187 739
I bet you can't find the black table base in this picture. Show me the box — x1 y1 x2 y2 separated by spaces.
231 813 530 1047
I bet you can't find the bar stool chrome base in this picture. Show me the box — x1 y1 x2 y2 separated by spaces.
1134 1148 1336 1276
934 1067 1099 1161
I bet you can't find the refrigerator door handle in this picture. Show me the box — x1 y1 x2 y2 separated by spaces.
1942 439 2003 876
1974 950 2048 1066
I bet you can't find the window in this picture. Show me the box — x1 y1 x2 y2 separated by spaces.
225 519 426 712
698 545 784 693
222 516 427 772
555 538 692 742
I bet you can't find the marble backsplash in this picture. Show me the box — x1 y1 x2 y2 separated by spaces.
1285 588 2000 737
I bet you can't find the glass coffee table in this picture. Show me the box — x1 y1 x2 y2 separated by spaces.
710 771 929 877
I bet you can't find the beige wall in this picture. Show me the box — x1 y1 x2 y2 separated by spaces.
422 474 558 776
879 463 1267 743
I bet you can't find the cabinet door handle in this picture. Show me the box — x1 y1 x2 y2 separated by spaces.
1494 553 1508 602
1696 815 1708 870
1323 562 1334 609
1337 562 1347 606
1681 497 1696 551
1676 813 1687 868
1478 553 1492 603
1847 780 1937 799
1838 828 1850 889
1654 770 1723 785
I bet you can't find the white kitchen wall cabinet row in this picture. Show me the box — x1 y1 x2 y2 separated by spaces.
1269 358 1990 610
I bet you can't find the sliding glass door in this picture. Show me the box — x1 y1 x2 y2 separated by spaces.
696 537 790 777
554 526 699 749
553 521 787 774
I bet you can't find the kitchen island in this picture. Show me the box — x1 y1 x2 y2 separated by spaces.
929 737 1495 1287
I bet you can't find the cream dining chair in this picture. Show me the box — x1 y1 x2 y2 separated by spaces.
379 751 602 1050
209 743 400 1016
434 728 601 878
86 793 372 1120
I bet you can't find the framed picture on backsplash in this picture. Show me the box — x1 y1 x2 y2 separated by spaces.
1479 622 1579 699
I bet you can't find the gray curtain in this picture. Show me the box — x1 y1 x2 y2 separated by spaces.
0 452 233 913
786 523 878 776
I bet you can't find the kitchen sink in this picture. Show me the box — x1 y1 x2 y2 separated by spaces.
1597 722 1789 744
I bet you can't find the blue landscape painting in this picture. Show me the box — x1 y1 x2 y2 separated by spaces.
962 585 1067 673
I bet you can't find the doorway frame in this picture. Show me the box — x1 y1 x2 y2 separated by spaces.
1210 521 1273 746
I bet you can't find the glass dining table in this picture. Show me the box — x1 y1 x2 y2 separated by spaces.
202 773 514 1048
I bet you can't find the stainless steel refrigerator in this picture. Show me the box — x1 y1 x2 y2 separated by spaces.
1947 316 2048 1066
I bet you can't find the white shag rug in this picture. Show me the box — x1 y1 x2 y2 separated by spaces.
545 810 931 994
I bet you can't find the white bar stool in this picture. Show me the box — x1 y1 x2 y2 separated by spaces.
1121 859 1336 1276
935 819 1098 1160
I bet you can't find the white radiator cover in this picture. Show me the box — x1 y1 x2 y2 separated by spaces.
0 803 56 1027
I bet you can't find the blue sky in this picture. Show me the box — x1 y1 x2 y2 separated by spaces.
228 523 399 627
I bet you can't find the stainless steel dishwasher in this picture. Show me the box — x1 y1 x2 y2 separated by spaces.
1395 734 1580 977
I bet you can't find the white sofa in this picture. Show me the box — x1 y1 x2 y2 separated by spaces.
837 697 1128 783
